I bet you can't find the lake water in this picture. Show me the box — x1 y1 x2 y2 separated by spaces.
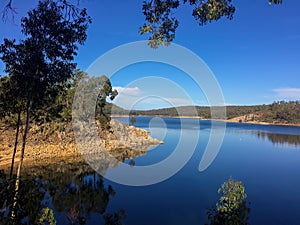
2 117 300 225
108 117 300 225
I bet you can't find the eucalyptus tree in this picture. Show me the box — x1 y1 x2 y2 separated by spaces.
32 69 89 124
207 178 250 225
72 74 118 130
0 0 91 214
96 75 118 120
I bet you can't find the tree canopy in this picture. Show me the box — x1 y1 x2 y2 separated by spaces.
207 178 250 225
0 0 91 108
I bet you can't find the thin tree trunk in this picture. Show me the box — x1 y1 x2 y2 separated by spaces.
11 99 32 219
9 110 21 179
94 172 96 189
15 99 31 188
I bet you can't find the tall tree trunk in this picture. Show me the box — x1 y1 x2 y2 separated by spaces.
11 99 32 219
9 110 21 179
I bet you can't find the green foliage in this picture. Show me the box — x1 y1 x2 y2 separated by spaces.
98 115 111 130
0 75 25 122
140 0 180 48
0 76 11 119
140 0 283 48
35 208 56 225
96 75 118 120
216 178 247 213
73 74 118 129
1 69 118 132
207 178 250 225
0 0 92 109
263 101 300 124
186 0 235 26
0 0 92 124
5 70 118 133
33 69 89 123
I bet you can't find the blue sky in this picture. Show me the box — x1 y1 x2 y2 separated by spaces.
0 0 300 109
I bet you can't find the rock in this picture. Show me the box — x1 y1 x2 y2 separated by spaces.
109 119 162 151
0 119 163 171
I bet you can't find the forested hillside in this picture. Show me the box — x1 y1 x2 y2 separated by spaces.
128 101 300 125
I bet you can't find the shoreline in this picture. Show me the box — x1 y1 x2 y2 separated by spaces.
1 116 299 170
0 120 163 170
111 114 300 127
223 120 300 127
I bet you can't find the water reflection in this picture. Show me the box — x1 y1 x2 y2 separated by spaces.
0 162 126 225
0 132 154 225
0 170 48 225
254 131 300 147
52 171 125 225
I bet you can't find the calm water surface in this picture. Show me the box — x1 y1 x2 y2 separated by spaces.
109 117 300 225
3 117 300 225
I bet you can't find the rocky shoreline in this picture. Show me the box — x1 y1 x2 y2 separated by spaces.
0 119 163 170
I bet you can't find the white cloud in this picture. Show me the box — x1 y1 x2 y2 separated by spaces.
140 97 194 106
113 86 142 96
111 86 196 110
273 88 300 99
112 86 143 110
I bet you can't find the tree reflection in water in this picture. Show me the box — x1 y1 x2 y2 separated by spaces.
0 162 126 225
0 170 50 225
255 131 300 147
52 171 125 225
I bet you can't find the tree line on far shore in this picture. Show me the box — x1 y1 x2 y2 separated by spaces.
127 101 300 124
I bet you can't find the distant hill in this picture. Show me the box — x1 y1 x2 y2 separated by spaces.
106 103 129 115
111 101 300 125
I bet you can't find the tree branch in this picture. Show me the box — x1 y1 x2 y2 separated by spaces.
1 0 83 23
2 0 17 23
